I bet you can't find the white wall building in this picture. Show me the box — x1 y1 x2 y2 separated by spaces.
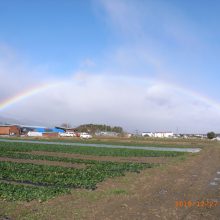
142 132 174 138
154 132 174 138
141 132 154 137
27 131 43 137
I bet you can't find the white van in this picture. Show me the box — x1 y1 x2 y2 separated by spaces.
80 132 92 139
59 132 75 137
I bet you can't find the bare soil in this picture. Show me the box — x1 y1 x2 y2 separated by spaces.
0 157 86 168
89 146 220 220
26 151 171 164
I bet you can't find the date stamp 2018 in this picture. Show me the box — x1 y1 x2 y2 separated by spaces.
176 200 220 208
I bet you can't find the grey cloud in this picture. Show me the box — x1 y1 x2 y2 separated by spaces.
2 72 220 133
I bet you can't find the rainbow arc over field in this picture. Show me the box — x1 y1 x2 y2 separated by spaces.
0 80 220 113
164 83 220 112
0 83 57 111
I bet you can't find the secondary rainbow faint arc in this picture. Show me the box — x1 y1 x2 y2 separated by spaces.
0 83 58 111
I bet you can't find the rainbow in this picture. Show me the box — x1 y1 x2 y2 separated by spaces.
0 78 220 114
168 83 220 113
0 83 58 111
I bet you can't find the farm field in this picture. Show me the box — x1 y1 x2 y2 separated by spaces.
0 141 184 201
0 135 210 148
0 139 220 219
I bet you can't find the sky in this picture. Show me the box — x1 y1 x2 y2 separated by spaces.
0 0 220 133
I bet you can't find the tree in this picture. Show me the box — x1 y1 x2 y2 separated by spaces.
207 132 216 139
112 126 123 133
75 124 124 134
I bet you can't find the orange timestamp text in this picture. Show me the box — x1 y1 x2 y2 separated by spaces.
175 200 220 208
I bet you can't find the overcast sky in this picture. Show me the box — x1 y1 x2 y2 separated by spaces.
0 0 220 133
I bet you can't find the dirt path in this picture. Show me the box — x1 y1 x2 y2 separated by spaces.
87 146 220 220
0 157 86 168
27 151 171 164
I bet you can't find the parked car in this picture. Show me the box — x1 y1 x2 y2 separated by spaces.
59 132 75 137
80 132 92 139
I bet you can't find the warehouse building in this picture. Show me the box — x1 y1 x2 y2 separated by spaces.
20 126 64 133
0 125 21 136
21 125 65 137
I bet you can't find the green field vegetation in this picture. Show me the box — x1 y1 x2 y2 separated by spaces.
0 161 152 188
0 135 212 148
0 160 153 201
0 141 187 201
0 182 69 201
0 142 185 157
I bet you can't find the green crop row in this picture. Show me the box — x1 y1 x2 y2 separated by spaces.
0 182 70 201
0 142 185 157
0 140 183 201
0 150 157 166
0 161 153 190
0 157 154 201
0 150 99 165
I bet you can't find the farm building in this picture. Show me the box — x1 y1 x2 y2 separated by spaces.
20 125 65 137
0 125 21 136
20 125 64 134
142 131 174 138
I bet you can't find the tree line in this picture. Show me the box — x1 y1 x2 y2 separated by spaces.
74 124 124 134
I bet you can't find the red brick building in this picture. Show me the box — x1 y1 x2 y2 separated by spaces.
0 125 21 136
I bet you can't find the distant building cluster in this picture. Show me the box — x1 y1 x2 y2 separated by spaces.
0 124 92 139
0 124 65 137
141 132 211 139
0 124 120 139
0 124 217 140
